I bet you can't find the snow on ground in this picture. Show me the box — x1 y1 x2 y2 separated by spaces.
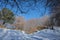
31 29 60 40
0 28 60 40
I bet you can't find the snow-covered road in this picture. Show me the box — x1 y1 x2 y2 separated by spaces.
0 28 60 40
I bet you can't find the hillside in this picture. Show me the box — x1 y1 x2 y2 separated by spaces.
0 28 60 40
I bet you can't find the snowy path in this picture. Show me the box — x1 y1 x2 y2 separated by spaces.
0 28 60 40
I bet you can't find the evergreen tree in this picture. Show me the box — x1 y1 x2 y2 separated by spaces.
0 8 15 24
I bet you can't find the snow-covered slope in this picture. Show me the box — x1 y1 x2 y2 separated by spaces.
31 29 60 40
0 28 60 40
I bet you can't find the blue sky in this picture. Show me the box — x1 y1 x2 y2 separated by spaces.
19 7 50 20
16 0 50 20
0 0 51 20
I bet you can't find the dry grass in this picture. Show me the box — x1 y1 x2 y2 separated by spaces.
0 25 46 34
0 25 5 28
36 26 46 30
24 26 46 34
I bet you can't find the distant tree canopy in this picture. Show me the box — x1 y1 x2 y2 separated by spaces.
45 12 60 30
50 13 60 26
0 8 15 24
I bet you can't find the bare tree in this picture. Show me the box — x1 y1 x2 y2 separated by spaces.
13 16 25 30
